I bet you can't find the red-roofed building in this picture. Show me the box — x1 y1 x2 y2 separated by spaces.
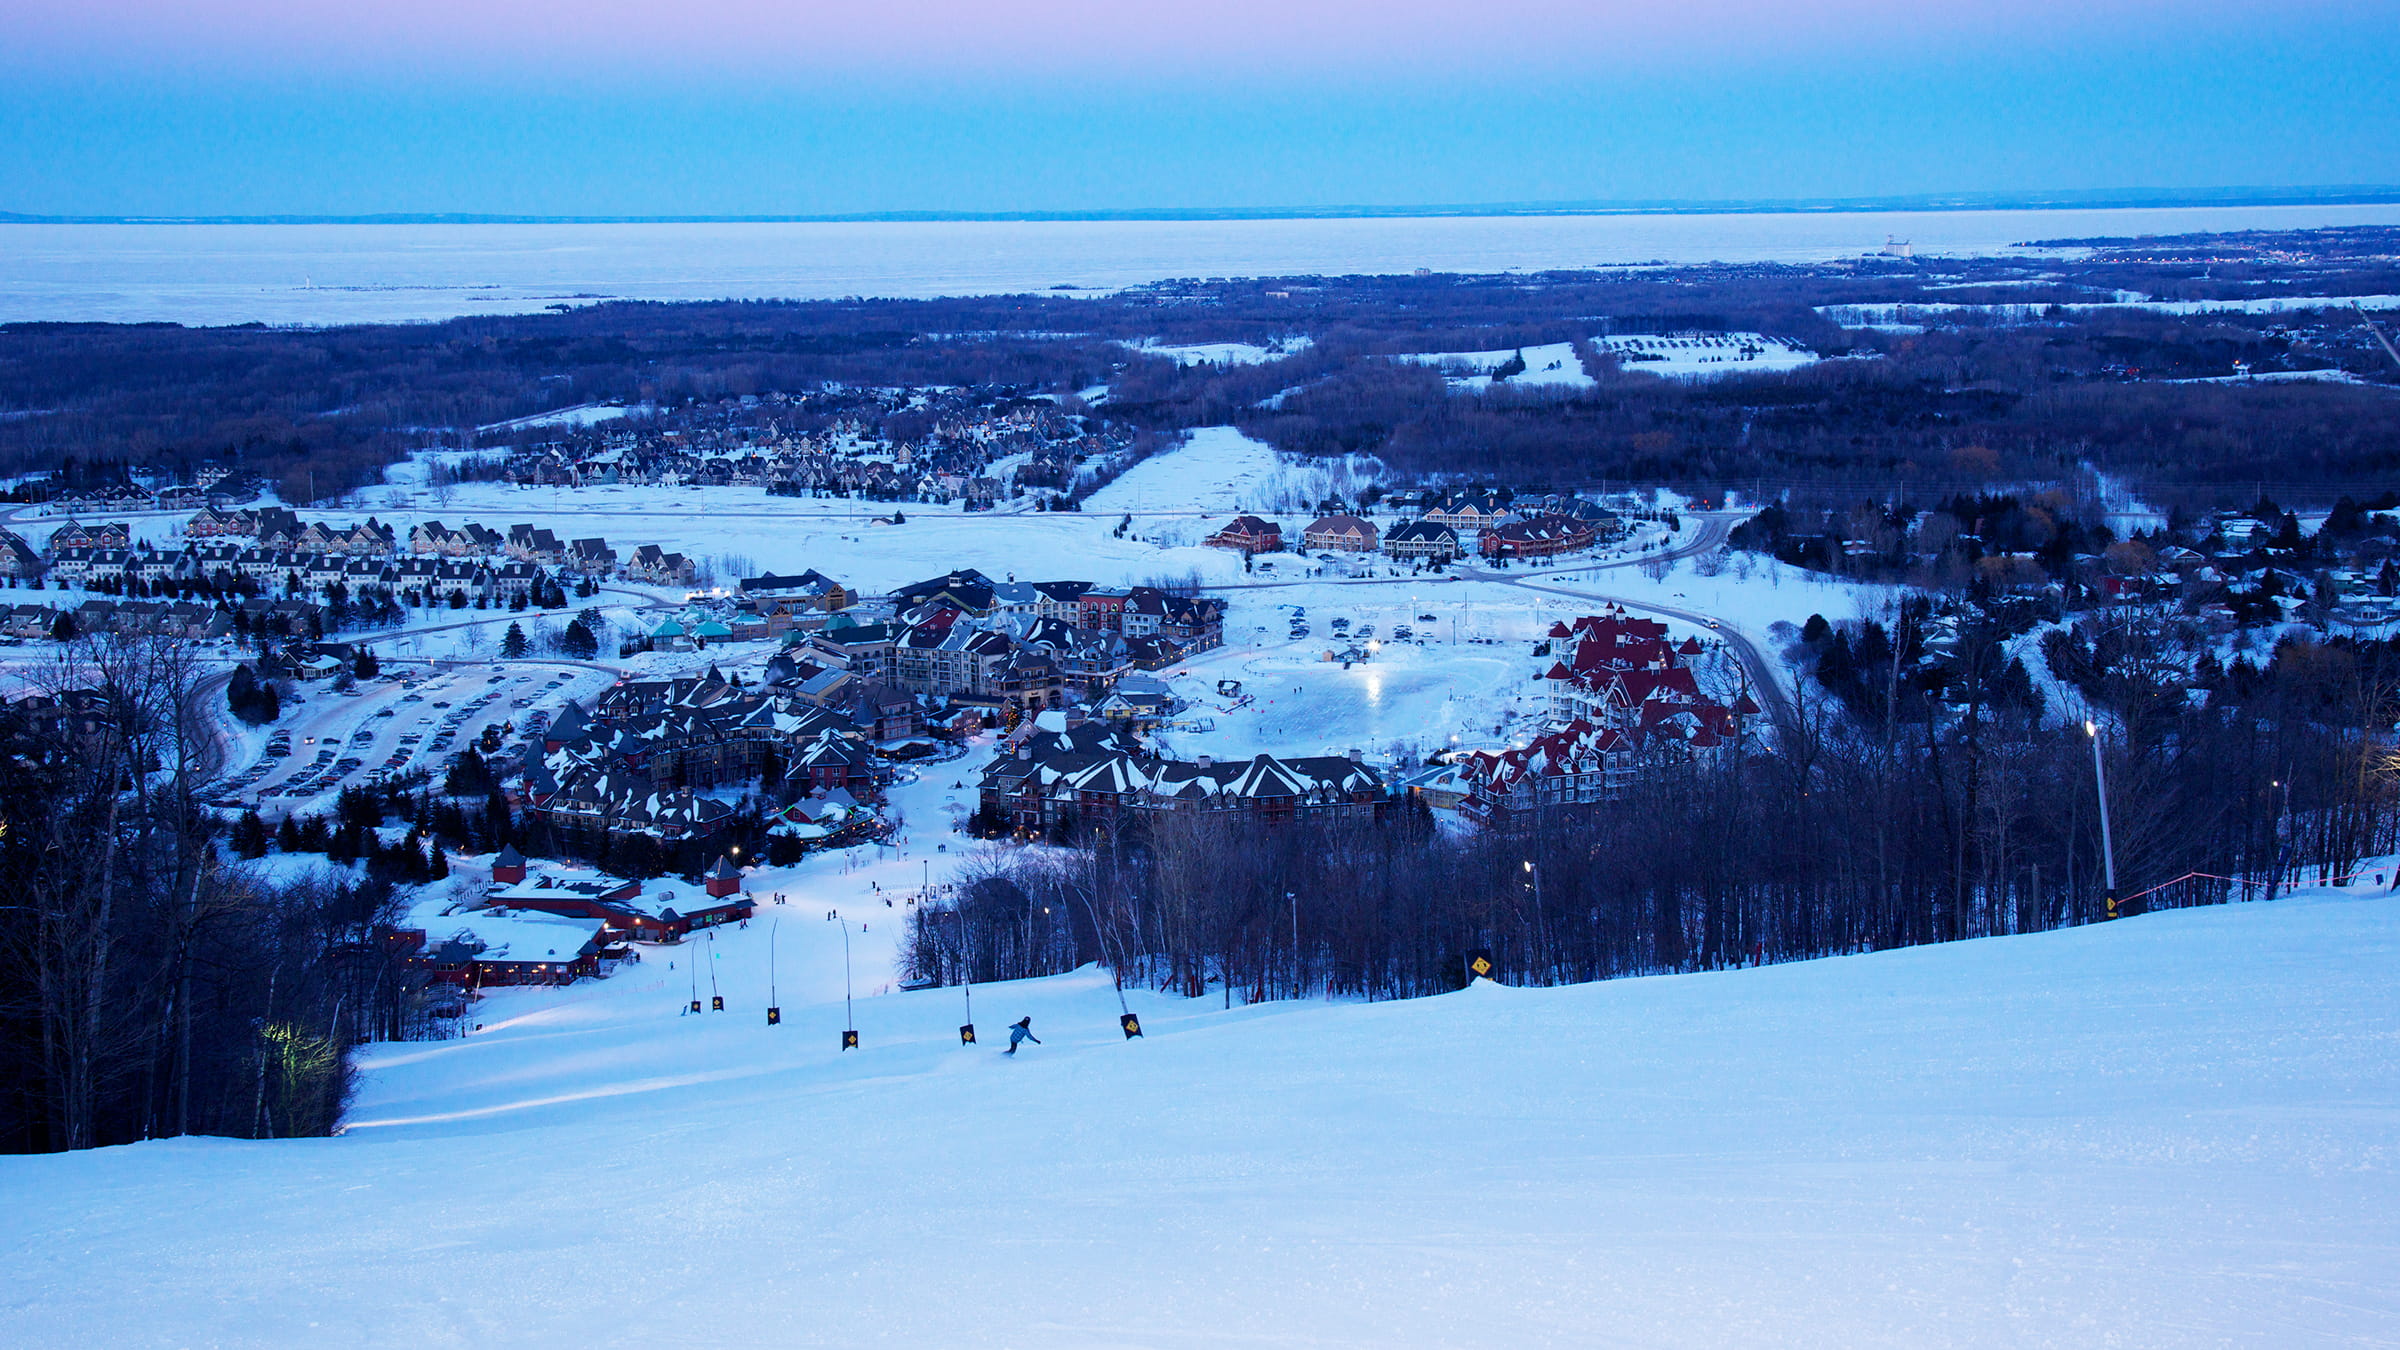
1205 516 1283 556
1479 513 1597 560
1459 611 1761 819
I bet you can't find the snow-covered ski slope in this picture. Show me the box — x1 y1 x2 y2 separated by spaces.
7 885 2399 1346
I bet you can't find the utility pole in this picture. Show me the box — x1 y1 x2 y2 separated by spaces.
2087 720 2118 919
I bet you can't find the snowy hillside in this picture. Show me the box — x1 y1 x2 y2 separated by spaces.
6 884 2397 1346
1081 425 1290 514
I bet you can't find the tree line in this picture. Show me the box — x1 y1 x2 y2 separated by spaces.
906 622 2399 1006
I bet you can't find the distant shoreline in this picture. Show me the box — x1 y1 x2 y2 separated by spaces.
9 186 2400 226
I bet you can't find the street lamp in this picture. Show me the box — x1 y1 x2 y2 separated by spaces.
2086 720 2118 919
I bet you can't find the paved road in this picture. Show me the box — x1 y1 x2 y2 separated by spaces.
184 667 239 784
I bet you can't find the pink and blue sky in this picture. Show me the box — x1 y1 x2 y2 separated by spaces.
3 0 2395 215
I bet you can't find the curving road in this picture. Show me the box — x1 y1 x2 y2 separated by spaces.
1474 570 1798 740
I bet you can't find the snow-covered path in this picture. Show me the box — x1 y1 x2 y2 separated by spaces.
7 881 2399 1346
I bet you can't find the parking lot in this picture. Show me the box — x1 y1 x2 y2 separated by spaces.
206 661 617 814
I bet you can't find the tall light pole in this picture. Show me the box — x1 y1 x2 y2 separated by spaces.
2271 777 2291 897
1523 859 1547 977
1287 890 1300 1000
2086 720 2118 919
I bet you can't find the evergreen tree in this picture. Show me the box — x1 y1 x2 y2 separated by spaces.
501 622 529 659
560 618 597 660
227 663 262 724
445 749 493 797
231 811 270 859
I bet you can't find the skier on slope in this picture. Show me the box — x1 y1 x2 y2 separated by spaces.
1003 1017 1041 1056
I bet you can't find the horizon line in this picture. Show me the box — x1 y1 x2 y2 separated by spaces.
9 185 2400 227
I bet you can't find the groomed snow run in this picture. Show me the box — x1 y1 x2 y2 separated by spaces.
6 882 2399 1345
1081 425 1290 515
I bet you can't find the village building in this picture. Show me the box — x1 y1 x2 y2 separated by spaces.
476 847 755 942
1421 488 1515 534
980 723 1390 835
1457 612 1761 819
1302 514 1380 552
1204 516 1284 555
1382 519 1461 562
0 529 44 579
1480 513 1599 560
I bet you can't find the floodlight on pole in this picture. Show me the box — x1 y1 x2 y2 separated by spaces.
2087 720 2118 919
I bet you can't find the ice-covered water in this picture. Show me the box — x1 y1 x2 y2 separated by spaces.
8 204 2400 327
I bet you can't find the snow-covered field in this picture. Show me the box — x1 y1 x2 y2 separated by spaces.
1600 332 1821 379
2170 369 2372 386
1395 340 1593 391
475 402 654 434
1820 294 2400 326
1517 549 1902 641
1119 337 1313 367
331 482 1249 593
7 875 2397 1346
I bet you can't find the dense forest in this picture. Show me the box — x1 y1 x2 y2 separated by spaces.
0 635 449 1152
2 225 2396 508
